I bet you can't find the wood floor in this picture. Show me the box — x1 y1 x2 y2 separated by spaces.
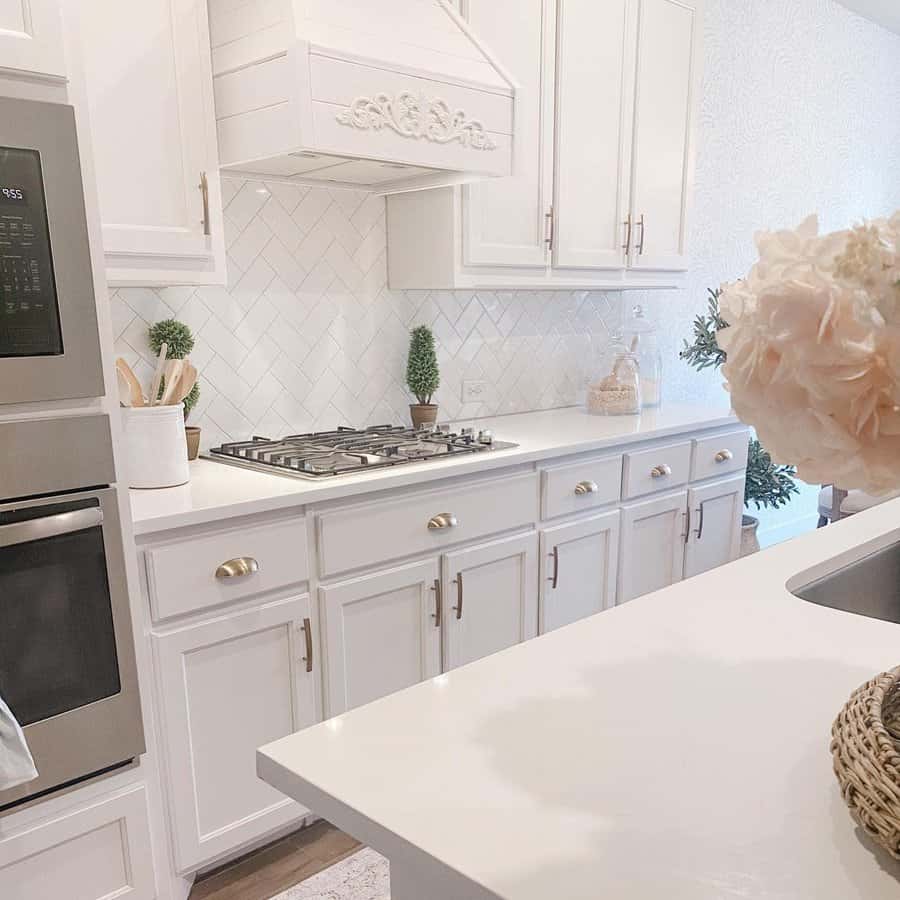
189 821 361 900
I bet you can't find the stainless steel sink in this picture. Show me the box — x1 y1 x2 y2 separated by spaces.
792 541 900 624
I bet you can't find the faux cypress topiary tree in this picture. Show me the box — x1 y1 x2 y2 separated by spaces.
406 325 440 406
148 318 200 417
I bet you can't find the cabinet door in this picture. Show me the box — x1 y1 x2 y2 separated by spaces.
552 0 637 270
154 595 317 872
0 0 65 80
443 532 538 671
683 475 744 579
461 0 553 268
320 559 442 716
540 510 620 633
76 0 225 285
627 0 702 272
618 490 686 603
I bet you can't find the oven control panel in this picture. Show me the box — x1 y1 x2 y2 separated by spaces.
0 147 62 357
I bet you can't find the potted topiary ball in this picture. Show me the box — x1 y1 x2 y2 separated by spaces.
148 318 202 459
406 324 440 428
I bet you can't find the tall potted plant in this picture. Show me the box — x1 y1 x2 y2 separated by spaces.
149 318 202 459
681 288 799 553
406 325 440 428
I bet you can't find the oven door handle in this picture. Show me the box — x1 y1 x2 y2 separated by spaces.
0 508 104 548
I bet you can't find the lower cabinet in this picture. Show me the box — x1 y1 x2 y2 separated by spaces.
320 533 539 714
539 510 620 633
0 786 155 900
618 491 688 603
153 594 318 872
320 559 442 717
443 532 538 670
683 476 745 578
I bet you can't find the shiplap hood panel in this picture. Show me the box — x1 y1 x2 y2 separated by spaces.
208 1 516 193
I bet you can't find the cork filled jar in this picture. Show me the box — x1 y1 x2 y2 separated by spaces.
585 336 642 416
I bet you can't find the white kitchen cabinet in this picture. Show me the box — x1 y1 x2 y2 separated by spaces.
75 0 226 286
0 786 155 900
540 510 620 633
386 0 703 289
0 0 65 81
153 594 317 872
553 0 635 270
320 559 442 717
627 0 702 271
443 532 538 670
618 490 687 603
683 476 744 579
460 0 553 270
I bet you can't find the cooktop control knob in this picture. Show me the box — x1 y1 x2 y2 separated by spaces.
478 429 493 445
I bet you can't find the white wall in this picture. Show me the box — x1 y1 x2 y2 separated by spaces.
111 0 900 466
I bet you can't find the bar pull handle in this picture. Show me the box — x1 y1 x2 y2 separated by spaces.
545 206 554 251
637 214 645 255
215 557 259 579
432 578 442 628
694 501 706 540
301 617 313 673
452 573 464 620
622 215 632 253
199 171 211 236
548 545 559 589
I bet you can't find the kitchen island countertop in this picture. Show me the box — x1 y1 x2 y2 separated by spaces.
258 498 900 900
129 403 737 535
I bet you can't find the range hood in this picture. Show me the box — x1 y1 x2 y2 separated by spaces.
207 1 516 194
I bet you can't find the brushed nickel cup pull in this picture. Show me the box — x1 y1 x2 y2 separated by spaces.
427 512 458 530
215 557 259 579
452 573 464 620
715 449 734 463
301 617 313 673
574 480 599 496
650 464 672 479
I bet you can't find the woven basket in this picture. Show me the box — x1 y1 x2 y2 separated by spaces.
832 665 900 857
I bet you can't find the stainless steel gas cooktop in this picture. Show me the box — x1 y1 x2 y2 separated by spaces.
205 425 517 479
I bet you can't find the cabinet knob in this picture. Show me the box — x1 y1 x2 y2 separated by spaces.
715 449 734 463
574 480 599 496
215 557 259 579
427 512 458 530
650 464 672 479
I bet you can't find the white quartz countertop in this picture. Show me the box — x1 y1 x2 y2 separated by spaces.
258 500 900 900
130 403 737 535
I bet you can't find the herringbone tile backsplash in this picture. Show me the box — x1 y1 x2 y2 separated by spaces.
112 176 621 448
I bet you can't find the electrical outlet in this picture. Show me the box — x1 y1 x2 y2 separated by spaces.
461 380 488 403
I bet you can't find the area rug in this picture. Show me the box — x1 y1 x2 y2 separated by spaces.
271 847 390 900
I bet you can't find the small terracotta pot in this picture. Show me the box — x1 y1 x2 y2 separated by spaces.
740 514 760 556
185 426 201 461
410 403 438 429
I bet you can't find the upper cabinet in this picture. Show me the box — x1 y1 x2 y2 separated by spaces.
0 0 66 81
75 0 226 286
386 0 704 290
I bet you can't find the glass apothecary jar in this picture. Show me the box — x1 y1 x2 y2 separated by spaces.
585 336 641 416
624 304 662 408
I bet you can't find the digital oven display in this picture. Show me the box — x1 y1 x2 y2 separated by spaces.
0 147 62 357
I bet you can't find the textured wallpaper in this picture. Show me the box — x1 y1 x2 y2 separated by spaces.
111 0 900 450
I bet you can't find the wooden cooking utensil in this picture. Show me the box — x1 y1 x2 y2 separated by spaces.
149 342 168 406
115 367 133 407
171 361 198 406
160 359 184 406
115 358 145 407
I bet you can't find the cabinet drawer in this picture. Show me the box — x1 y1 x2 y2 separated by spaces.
691 429 749 481
318 472 539 577
541 455 622 520
146 518 308 621
622 441 692 499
